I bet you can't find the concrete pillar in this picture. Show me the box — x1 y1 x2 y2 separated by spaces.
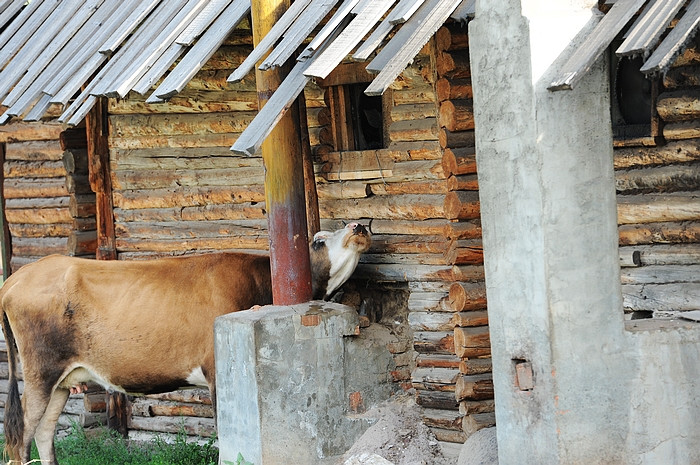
469 1 632 463
214 302 395 464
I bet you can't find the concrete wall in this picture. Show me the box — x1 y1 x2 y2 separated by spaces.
469 1 700 464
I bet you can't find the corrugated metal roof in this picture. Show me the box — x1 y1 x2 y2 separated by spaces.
550 0 700 91
230 0 471 155
0 0 251 125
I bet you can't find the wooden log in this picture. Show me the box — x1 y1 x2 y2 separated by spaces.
618 221 700 246
439 128 475 149
454 326 491 358
110 91 258 115
413 331 455 355
4 178 68 198
5 207 72 224
70 194 97 218
131 398 215 418
387 118 439 143
66 174 93 195
459 399 495 416
390 103 437 122
411 367 460 389
112 147 262 170
115 220 268 240
436 77 472 101
451 311 488 327
416 354 462 369
109 132 238 150
445 239 483 265
623 244 700 266
459 358 492 375
321 194 446 220
614 140 700 169
11 236 69 256
110 112 257 138
370 234 450 254
436 50 471 79
663 120 700 141
409 312 455 332
369 179 449 196
616 164 700 194
392 87 437 106
416 390 460 410
442 147 476 176
444 191 480 220
128 415 216 437
430 427 468 444
455 373 494 401
657 90 700 122
446 174 479 192
422 408 463 431
439 99 474 132
9 222 73 238
316 181 370 199
621 264 700 285
111 167 265 190
5 140 64 161
361 218 457 237
84 393 107 413
68 230 97 256
113 186 265 211
4 160 65 179
0 121 64 143
447 220 482 240
462 412 496 436
622 283 700 312
356 263 484 283
59 128 87 150
436 24 469 52
114 236 269 253
663 65 700 89
5 196 69 209
617 194 700 224
63 149 90 174
145 388 212 404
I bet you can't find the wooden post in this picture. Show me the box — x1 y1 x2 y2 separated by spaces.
298 93 320 236
85 97 127 435
252 0 312 305
0 143 12 280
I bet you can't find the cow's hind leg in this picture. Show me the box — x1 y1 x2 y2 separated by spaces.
34 387 70 465
19 383 67 464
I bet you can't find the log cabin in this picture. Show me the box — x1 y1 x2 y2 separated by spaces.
0 0 697 455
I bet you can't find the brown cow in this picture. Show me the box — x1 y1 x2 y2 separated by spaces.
1 223 370 465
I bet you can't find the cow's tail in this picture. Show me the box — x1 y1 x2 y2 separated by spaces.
2 309 24 462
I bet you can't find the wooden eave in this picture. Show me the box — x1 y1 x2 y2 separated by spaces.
549 0 700 91
0 0 251 125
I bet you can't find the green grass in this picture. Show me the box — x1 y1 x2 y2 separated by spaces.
2 424 219 465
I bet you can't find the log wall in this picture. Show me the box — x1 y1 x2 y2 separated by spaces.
616 43 700 319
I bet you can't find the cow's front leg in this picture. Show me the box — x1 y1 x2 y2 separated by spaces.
34 387 70 465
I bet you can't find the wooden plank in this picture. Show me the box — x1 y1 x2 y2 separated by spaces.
176 0 232 46
352 13 396 61
304 0 396 79
387 0 425 25
301 0 358 58
641 0 700 75
450 0 475 22
364 0 462 96
0 0 54 70
621 264 700 285
98 0 162 54
617 193 700 224
107 0 211 98
0 0 27 31
548 0 646 91
622 283 700 312
151 0 251 100
227 0 312 82
0 0 85 101
616 0 684 57
260 0 339 70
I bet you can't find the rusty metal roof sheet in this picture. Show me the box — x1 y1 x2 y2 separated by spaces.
0 0 251 125
550 0 700 91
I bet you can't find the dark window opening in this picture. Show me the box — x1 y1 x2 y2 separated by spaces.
348 83 383 150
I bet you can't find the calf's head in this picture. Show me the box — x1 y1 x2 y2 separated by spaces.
310 222 371 300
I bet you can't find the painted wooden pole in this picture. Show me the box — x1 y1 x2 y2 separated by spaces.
252 0 313 304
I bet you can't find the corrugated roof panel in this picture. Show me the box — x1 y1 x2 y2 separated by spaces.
45 1 129 102
98 0 162 55
387 0 424 25
153 0 251 101
228 0 311 82
0 0 48 67
0 0 26 31
260 0 339 71
176 0 231 46
548 0 646 91
617 0 684 57
364 0 461 96
3 0 106 116
641 0 700 74
0 0 79 99
300 0 359 59
105 0 209 98
303 0 396 79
